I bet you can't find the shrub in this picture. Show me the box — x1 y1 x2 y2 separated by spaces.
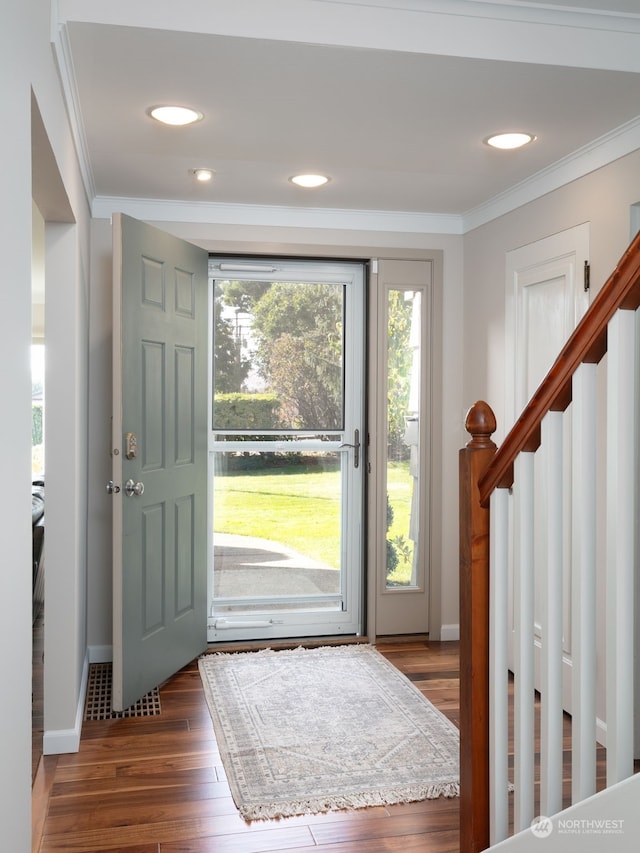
213 393 281 430
32 402 43 446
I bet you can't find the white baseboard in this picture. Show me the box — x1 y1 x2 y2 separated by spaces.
42 650 90 755
439 623 460 641
89 644 113 663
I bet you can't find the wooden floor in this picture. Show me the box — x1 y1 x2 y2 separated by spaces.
33 639 461 853
32 606 45 783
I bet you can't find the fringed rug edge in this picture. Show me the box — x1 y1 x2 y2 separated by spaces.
238 780 461 822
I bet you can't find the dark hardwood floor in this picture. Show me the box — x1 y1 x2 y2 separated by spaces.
33 638 461 853
32 605 45 783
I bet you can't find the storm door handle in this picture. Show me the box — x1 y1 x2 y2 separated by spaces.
339 429 360 468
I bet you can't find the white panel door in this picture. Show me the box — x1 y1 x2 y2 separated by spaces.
505 224 590 712
111 214 209 711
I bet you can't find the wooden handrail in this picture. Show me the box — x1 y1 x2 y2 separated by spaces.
478 229 640 506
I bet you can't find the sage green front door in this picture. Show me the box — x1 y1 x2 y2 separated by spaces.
111 214 208 710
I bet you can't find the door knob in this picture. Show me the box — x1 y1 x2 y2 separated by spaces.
106 480 120 495
124 479 145 497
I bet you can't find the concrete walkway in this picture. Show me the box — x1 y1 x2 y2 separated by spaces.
213 533 340 598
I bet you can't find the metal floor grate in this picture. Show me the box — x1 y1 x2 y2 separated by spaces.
84 663 162 720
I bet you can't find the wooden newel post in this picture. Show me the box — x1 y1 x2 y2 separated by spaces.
459 401 497 853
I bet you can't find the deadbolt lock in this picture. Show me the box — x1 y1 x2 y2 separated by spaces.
125 431 138 460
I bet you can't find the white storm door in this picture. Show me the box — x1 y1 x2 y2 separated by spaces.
208 258 365 643
111 213 209 711
505 224 590 713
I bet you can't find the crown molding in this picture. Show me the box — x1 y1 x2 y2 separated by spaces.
462 115 640 232
91 197 465 235
50 21 96 206
316 0 640 31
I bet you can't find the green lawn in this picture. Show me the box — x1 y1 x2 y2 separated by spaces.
386 461 416 585
214 463 342 567
213 459 415 581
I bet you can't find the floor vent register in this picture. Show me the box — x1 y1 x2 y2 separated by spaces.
84 662 162 720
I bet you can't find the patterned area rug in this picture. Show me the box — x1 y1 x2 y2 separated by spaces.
198 644 459 820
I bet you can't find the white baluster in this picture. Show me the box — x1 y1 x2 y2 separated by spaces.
490 486 510 844
540 411 564 816
513 452 535 832
571 362 597 802
606 309 636 785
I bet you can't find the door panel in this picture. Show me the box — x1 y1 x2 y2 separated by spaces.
112 214 208 711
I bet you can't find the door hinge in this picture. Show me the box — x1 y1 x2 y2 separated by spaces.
584 260 590 292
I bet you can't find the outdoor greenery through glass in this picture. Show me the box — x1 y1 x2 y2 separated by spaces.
32 344 45 477
386 290 420 587
212 277 348 604
213 279 344 432
211 277 418 590
214 453 342 575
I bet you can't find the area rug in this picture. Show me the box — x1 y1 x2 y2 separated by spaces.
198 644 459 820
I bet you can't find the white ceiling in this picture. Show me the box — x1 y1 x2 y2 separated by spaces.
56 0 640 229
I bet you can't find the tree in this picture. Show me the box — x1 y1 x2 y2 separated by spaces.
267 333 341 428
213 282 250 393
220 279 270 314
251 282 343 430
386 290 414 460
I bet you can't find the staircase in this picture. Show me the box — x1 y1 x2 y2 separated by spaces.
459 230 640 850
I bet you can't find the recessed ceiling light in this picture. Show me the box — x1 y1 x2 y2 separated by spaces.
148 105 204 126
290 174 330 188
192 168 214 182
485 132 536 150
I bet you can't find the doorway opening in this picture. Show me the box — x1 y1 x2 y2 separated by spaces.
32 203 46 782
207 257 366 643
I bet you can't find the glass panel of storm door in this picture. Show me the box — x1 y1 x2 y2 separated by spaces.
212 279 344 430
386 289 421 588
209 263 363 639
213 449 343 611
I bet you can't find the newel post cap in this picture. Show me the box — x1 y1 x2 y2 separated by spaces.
464 401 497 448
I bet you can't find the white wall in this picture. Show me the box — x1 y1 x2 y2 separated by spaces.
0 0 92 846
0 6 37 848
463 148 640 441
87 216 466 645
43 222 90 746
86 220 115 651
